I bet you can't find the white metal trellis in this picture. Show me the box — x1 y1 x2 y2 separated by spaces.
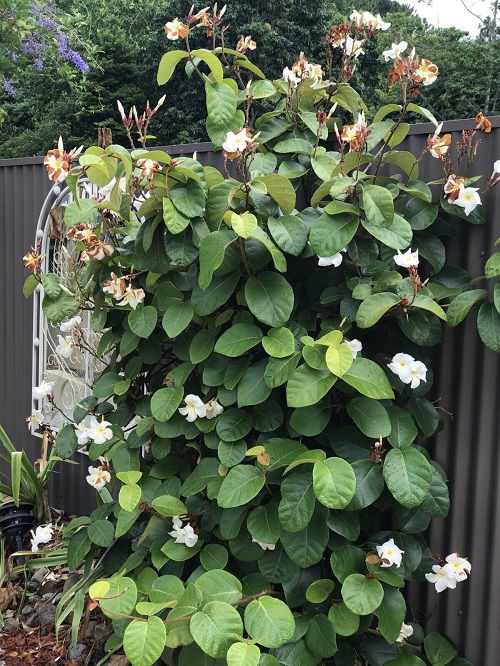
31 180 107 434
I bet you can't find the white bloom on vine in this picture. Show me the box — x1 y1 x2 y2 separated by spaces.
103 273 127 300
382 41 408 61
27 409 44 429
401 360 428 388
75 421 91 446
282 66 301 86
344 36 365 58
60 315 81 333
30 523 54 552
32 381 54 401
425 564 457 592
372 13 391 31
179 394 207 422
99 177 127 198
443 553 471 582
55 334 74 360
169 516 199 547
307 62 324 85
88 417 113 445
164 17 189 40
86 465 111 489
119 284 145 310
344 338 362 359
394 248 419 268
252 538 276 551
317 248 347 267
396 622 414 644
493 160 500 174
222 128 253 155
205 399 224 419
454 185 481 216
376 538 404 567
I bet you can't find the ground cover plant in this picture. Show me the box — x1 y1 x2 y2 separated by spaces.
19 4 500 665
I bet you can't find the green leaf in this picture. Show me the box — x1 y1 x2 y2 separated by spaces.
124 614 166 666
305 613 337 659
447 289 487 326
341 574 384 615
23 274 38 298
258 174 296 214
262 327 295 358
325 344 354 377
477 302 500 352
361 213 412 250
342 358 395 399
98 576 137 619
328 603 360 636
195 569 242 605
313 458 356 509
88 520 115 547
420 464 450 518
189 329 215 363
485 252 500 278
128 306 158 338
412 295 447 321
152 495 188 516
199 230 237 289
200 544 229 571
356 293 400 328
309 213 359 258
218 465 265 508
181 458 220 496
230 212 258 238
205 81 238 125
247 502 280 545
424 632 457 665
170 179 205 218
150 387 184 422
64 198 99 226
278 470 315 532
119 483 141 512
362 184 394 227
41 273 61 299
274 138 314 155
244 596 295 648
157 49 189 84
286 365 336 407
237 361 272 407
42 292 80 324
346 397 391 438
162 300 194 337
311 152 340 181
245 272 294 327
247 79 276 98
386 406 418 448
306 579 335 603
399 181 432 203
267 215 308 256
216 409 253 442
191 48 223 82
227 643 260 666
190 600 243 658
55 423 78 459
248 227 287 272
374 587 406 644
383 447 433 508
215 323 263 357
347 460 384 510
280 507 329 567
163 197 190 234
382 150 418 178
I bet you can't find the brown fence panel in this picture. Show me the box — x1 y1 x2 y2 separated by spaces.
0 124 499 663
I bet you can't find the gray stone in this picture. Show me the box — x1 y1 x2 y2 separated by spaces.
20 605 34 616
62 572 81 595
31 567 49 584
2 617 18 634
38 602 56 627
67 643 87 663
25 612 40 628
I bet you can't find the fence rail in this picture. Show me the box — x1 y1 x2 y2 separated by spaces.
0 120 499 664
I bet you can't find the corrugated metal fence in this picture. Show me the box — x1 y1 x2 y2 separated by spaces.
0 122 499 664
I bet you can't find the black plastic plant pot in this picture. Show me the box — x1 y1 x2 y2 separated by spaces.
0 500 36 538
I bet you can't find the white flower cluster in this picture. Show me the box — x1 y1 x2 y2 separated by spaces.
169 516 198 547
317 248 347 267
350 10 391 31
30 523 54 553
76 417 114 446
426 553 471 592
178 395 224 422
376 538 404 567
388 353 427 389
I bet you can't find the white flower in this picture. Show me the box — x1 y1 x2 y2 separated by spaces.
376 538 404 567
164 17 189 41
103 273 126 300
32 381 54 401
344 36 365 58
252 538 276 551
60 316 81 332
400 360 428 389
179 394 207 422
55 334 74 359
86 465 111 489
222 128 253 155
30 539 40 552
344 339 362 359
88 417 113 445
382 41 408 61
394 248 419 268
388 352 415 378
99 177 127 198
454 185 481 216
372 13 391 30
75 421 91 446
396 622 414 644
443 553 471 582
30 523 54 552
282 66 301 86
425 564 457 592
169 516 199 547
317 248 347 267
27 410 44 429
493 160 500 174
119 284 145 310
205 399 224 419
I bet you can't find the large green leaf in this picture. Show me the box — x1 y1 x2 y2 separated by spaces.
218 465 265 508
447 289 487 327
362 184 394 227
128 305 158 338
342 358 394 399
383 447 432 508
286 365 336 407
162 300 194 337
280 507 329 567
206 81 238 125
215 323 263 357
477 302 500 352
356 293 400 328
227 643 261 666
244 596 295 648
267 215 308 256
245 272 294 327
123 616 166 666
258 174 296 214
170 179 205 218
374 587 406 644
361 214 412 250
157 50 189 84
191 48 223 81
309 213 359 257
313 458 356 509
346 397 391 438
341 574 384 615
199 230 237 289
151 387 184 422
190 600 243 658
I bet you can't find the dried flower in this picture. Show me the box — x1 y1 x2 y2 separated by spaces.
23 250 42 272
43 136 83 183
236 35 257 52
164 18 189 40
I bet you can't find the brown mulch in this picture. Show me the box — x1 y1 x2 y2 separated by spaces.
0 628 69 666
